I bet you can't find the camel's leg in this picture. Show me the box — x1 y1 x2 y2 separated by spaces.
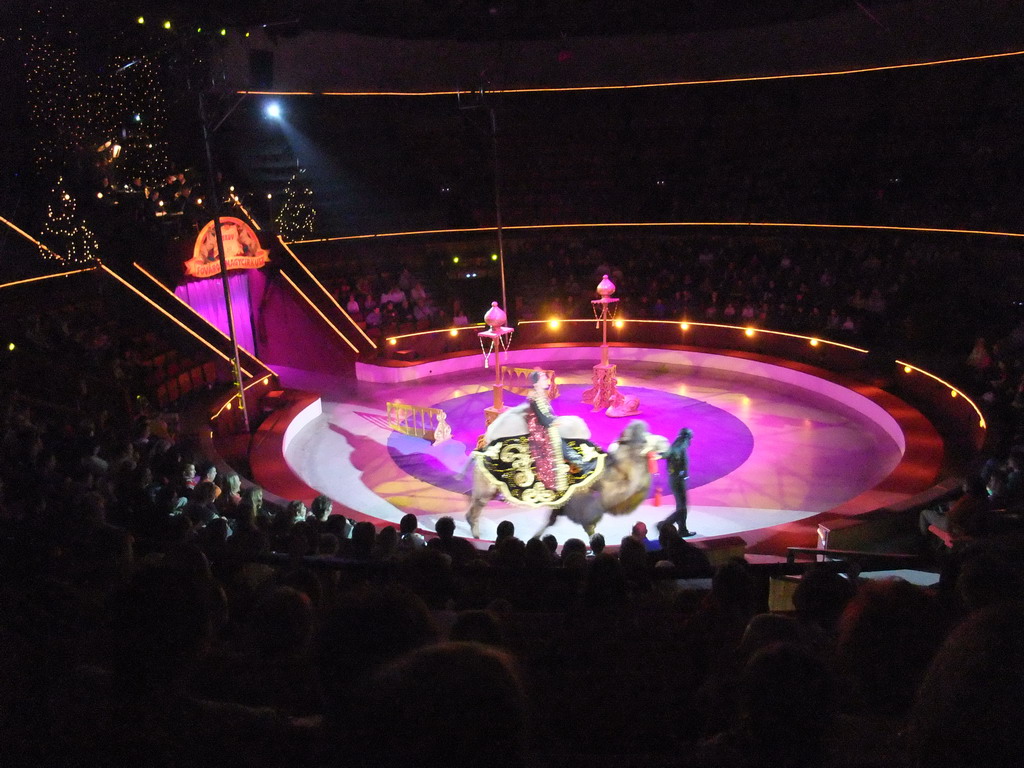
465 472 498 539
532 508 560 540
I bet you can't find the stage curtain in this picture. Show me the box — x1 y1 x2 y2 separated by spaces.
175 272 257 354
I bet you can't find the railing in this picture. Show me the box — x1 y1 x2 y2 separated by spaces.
386 401 452 444
373 317 987 453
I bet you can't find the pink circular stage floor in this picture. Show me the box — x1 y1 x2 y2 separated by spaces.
271 347 943 554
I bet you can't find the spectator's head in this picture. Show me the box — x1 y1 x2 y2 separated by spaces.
837 578 948 717
492 536 526 569
524 536 553 569
311 494 333 521
251 586 314 659
435 515 456 539
241 485 263 513
736 643 835 766
906 602 1024 768
584 553 627 608
195 480 218 505
792 565 857 636
400 512 418 535
496 520 515 541
618 535 651 586
351 521 376 558
590 533 606 555
340 642 527 768
631 521 649 540
374 525 399 559
561 538 588 562
317 584 438 715
286 500 307 523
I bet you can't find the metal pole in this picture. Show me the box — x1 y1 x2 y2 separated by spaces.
489 105 508 320
199 93 251 433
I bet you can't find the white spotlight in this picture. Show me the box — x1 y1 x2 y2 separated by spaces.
264 101 282 120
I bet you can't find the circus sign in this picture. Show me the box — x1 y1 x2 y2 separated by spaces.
184 217 270 278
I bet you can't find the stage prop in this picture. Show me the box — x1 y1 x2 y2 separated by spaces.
184 217 269 278
478 302 514 427
386 401 452 445
501 366 560 400
175 270 259 353
582 274 641 417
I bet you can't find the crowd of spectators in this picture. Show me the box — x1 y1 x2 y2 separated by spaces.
330 267 447 336
3 284 1024 765
4 413 1024 768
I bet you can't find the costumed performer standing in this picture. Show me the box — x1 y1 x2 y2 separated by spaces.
661 427 696 537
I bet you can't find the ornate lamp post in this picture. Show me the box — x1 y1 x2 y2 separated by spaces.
478 301 514 425
582 274 640 416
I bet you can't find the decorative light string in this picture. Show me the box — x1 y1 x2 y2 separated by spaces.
274 170 318 240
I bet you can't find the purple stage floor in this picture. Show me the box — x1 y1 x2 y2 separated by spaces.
272 350 940 554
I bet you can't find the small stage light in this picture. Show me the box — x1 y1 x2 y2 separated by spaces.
452 256 459 264
680 322 689 331
264 101 282 119
449 329 459 337
7 342 15 351
809 338 819 346
137 16 145 25
163 20 172 30
220 28 227 36
491 253 498 261
548 319 561 330
951 390 958 398
744 327 755 337
614 319 624 329
903 365 912 374
389 338 397 345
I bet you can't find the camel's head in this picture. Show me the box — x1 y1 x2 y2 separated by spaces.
645 432 670 457
610 420 669 460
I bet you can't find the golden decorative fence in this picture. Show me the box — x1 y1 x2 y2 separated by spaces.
386 402 452 445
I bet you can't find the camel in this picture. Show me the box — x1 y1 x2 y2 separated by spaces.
466 417 669 539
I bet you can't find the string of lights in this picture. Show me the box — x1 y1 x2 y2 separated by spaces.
274 170 317 241
106 55 172 187
39 178 99 264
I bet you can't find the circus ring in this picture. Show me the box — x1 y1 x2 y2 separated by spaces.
207 320 986 562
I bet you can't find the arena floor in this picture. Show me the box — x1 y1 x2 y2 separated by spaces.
265 347 944 555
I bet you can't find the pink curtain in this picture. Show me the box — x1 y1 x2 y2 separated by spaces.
175 272 257 354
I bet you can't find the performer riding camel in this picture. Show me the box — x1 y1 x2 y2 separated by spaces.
474 370 604 508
